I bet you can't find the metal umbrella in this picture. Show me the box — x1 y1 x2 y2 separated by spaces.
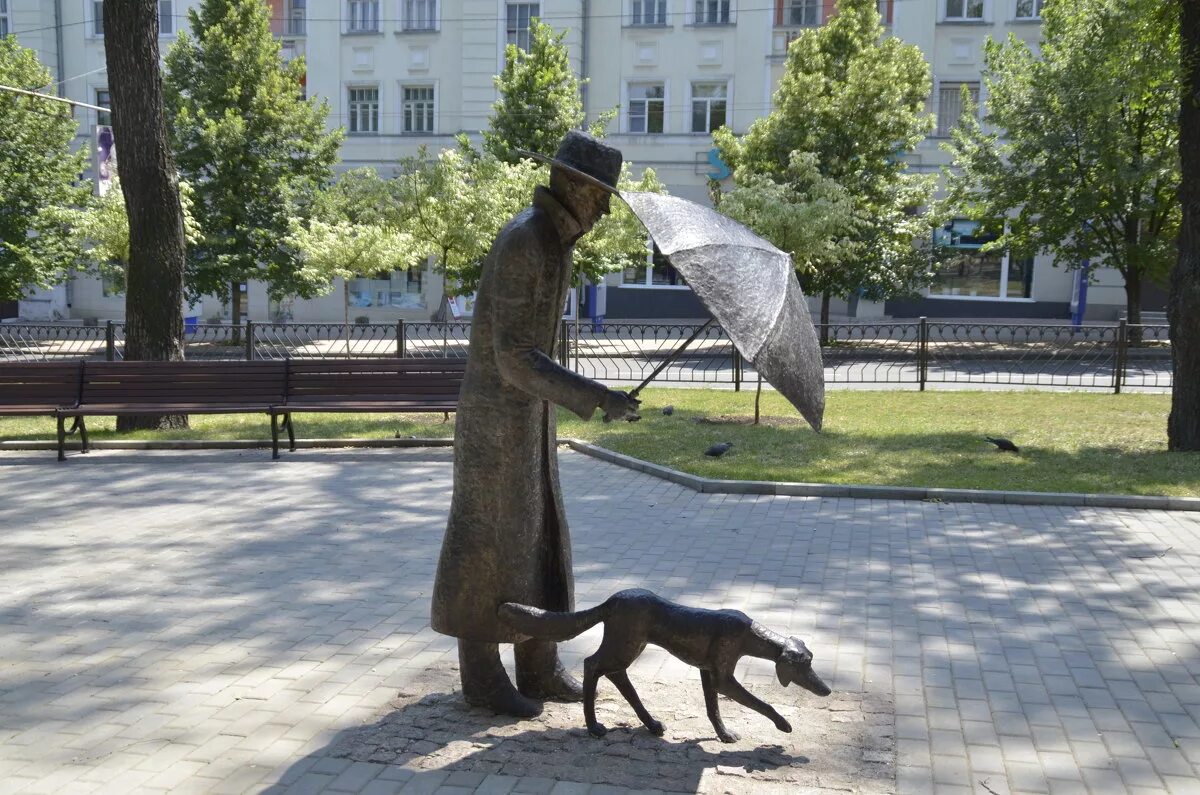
620 192 825 431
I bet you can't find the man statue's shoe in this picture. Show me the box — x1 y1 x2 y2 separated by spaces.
463 678 544 718
518 667 584 703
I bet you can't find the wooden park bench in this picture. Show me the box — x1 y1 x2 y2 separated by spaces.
0 362 88 456
55 360 288 461
269 358 466 459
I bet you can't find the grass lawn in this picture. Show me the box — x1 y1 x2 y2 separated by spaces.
1 388 1195 497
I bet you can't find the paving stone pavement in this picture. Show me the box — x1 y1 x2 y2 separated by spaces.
0 448 1198 795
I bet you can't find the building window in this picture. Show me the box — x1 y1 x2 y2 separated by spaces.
1014 0 1042 18
691 82 727 133
0 0 10 36
506 3 539 51
623 245 688 287
945 0 984 19
286 0 306 36
347 0 380 32
786 0 819 26
158 0 173 34
403 0 436 30
349 268 427 309
402 85 435 133
935 81 979 136
348 87 380 133
102 268 126 298
694 0 731 24
631 0 667 25
930 219 1033 299
878 0 894 24
90 0 173 36
628 83 665 134
96 89 111 127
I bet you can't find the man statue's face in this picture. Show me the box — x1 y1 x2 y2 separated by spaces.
552 168 613 232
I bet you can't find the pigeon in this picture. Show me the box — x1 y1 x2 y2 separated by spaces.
704 441 734 458
985 436 1020 453
661 405 675 416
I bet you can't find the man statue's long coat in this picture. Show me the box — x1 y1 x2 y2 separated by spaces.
431 185 612 643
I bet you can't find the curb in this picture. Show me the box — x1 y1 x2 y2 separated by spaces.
561 438 1200 513
2 436 1194 513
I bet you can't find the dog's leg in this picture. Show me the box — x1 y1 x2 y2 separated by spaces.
715 675 792 734
583 655 606 738
701 669 739 743
606 670 663 736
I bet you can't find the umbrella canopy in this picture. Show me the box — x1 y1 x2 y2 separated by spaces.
620 192 825 431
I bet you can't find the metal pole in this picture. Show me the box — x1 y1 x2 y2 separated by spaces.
732 346 742 392
559 320 569 367
245 320 255 361
1114 318 1127 394
629 318 717 399
442 322 449 357
397 320 406 357
918 316 928 392
105 320 115 361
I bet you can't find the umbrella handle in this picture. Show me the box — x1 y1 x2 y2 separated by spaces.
628 317 717 400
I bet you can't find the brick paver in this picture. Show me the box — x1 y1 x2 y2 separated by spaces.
1 448 1198 793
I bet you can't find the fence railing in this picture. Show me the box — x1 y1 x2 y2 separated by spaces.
0 318 1174 392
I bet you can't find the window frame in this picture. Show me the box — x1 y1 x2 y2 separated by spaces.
401 83 436 134
505 2 540 51
690 80 728 134
935 80 980 137
626 81 666 135
786 0 820 27
630 0 668 26
346 0 381 33
95 88 112 128
692 0 733 25
944 0 985 20
401 0 438 31
347 85 381 134
0 0 10 36
622 244 690 289
1013 0 1042 19
88 1 174 37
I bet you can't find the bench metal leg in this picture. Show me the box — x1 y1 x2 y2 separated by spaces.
56 415 66 462
270 413 281 460
285 413 296 452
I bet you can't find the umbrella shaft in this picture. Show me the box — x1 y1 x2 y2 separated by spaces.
629 318 717 398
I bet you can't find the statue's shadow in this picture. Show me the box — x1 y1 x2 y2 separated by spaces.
274 689 823 793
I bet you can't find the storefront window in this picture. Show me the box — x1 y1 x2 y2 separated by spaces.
930 219 1033 299
348 268 427 309
622 245 687 287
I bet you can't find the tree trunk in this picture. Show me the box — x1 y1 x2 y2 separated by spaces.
753 374 763 426
1170 0 1200 451
103 0 188 431
819 291 831 346
1124 267 1144 346
344 279 352 359
229 280 242 345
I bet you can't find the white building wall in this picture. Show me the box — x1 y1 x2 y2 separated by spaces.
5 0 1146 323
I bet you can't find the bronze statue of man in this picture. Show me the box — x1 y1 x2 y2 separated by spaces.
431 132 640 717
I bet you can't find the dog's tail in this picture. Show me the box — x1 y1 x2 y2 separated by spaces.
498 601 608 642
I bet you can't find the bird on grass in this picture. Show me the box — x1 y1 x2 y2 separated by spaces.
661 405 675 416
705 441 734 458
985 436 1020 453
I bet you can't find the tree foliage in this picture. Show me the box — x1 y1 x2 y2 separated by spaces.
714 0 936 322
0 38 91 301
484 20 584 161
163 0 343 322
944 0 1180 323
73 177 201 278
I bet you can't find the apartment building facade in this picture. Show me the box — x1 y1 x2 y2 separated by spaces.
4 0 1150 324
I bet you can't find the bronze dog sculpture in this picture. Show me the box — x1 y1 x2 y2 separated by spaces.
499 588 831 742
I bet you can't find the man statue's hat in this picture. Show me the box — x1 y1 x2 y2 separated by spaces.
518 131 622 195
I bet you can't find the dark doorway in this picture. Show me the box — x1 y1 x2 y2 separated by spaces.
0 301 17 320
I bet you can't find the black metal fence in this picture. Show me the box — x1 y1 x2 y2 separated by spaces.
0 319 1173 392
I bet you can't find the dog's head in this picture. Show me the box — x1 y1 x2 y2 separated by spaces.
776 637 831 697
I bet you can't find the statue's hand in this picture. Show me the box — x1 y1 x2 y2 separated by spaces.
601 390 641 423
